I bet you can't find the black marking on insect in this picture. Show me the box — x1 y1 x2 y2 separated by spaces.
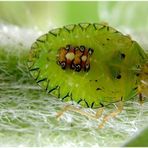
114 30 120 33
61 93 69 101
56 86 60 98
33 53 40 59
100 102 104 107
120 53 126 59
107 26 110 31
91 102 95 108
106 38 110 41
37 78 47 83
69 93 73 102
49 31 57 37
78 23 84 30
133 87 138 90
80 45 85 52
31 42 39 50
121 96 123 101
35 70 40 81
80 23 91 30
99 25 106 30
88 48 94 55
93 24 97 30
61 62 67 69
27 62 35 69
37 34 48 42
116 74 122 79
66 44 71 50
84 64 90 72
95 80 98 82
48 85 59 94
46 79 50 91
29 67 39 71
65 24 76 32
77 99 83 104
84 99 89 108
75 64 81 72
63 26 71 33
37 39 45 43
78 23 91 31
136 73 140 77
136 64 141 69
96 87 102 91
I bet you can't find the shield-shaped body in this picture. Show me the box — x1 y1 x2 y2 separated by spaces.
28 23 148 109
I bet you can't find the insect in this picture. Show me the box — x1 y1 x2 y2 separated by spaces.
27 23 148 128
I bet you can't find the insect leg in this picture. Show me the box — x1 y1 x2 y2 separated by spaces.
95 107 104 119
99 100 123 128
56 105 104 121
138 85 144 104
56 105 71 119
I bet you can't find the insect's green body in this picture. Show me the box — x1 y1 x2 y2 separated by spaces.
28 23 147 108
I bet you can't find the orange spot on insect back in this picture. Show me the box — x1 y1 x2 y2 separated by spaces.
57 45 94 72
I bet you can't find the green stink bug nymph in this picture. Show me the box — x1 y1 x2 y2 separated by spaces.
27 23 148 127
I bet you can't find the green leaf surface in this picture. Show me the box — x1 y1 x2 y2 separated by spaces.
123 126 148 147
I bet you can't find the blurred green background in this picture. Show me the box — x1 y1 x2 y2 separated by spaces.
0 1 148 147
0 1 148 31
